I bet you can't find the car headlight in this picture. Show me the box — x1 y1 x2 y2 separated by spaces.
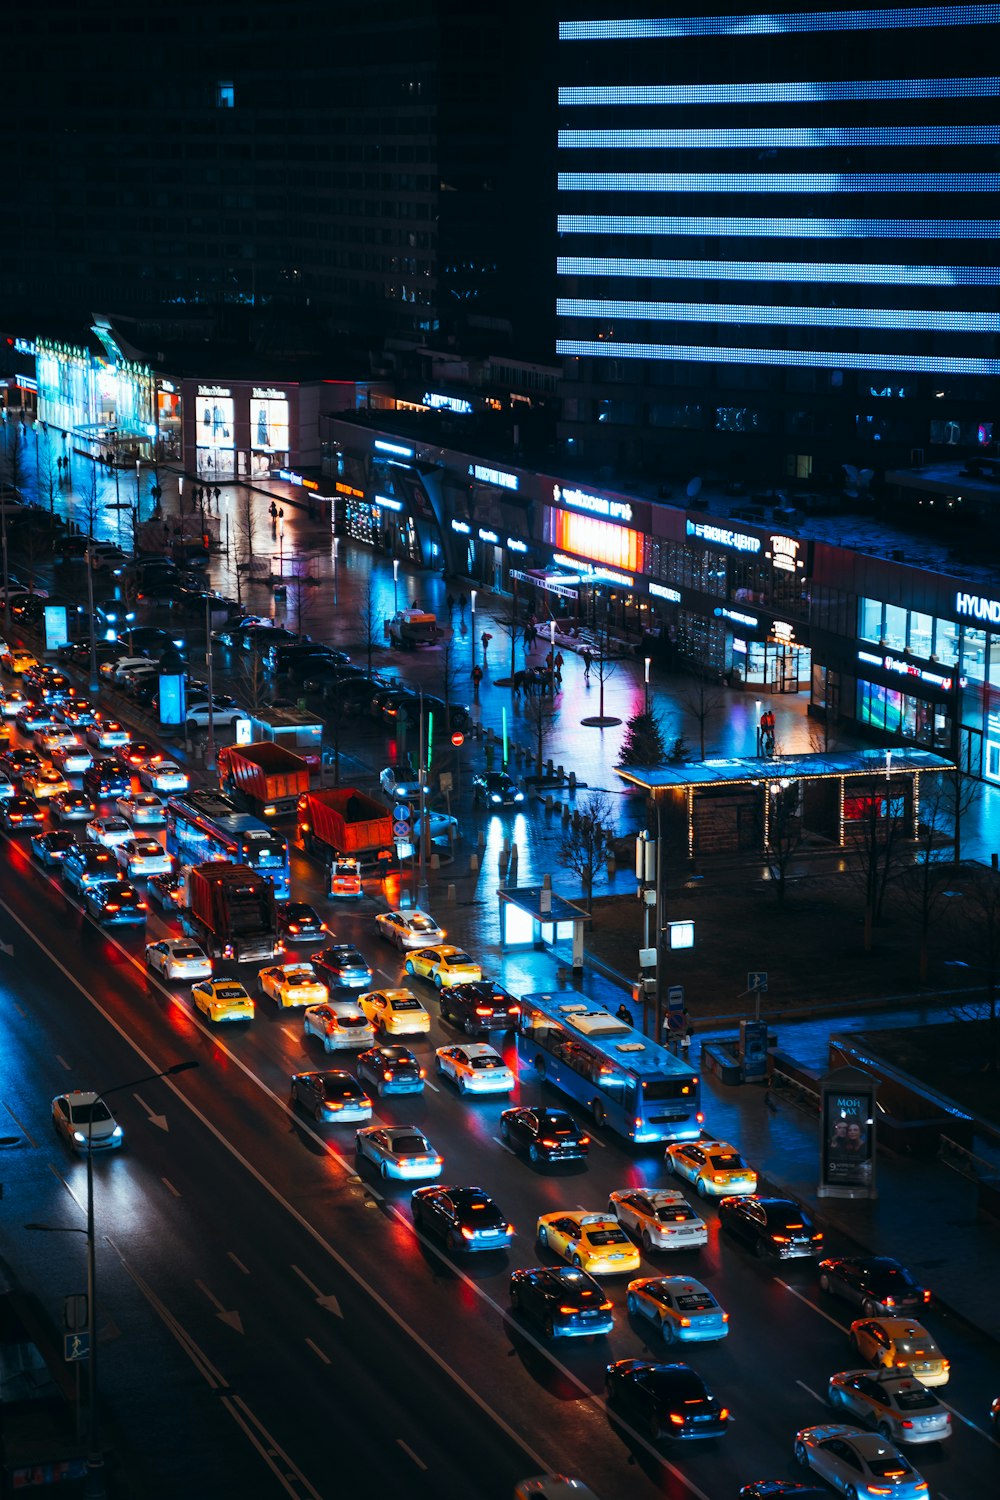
514 791 524 801
73 1131 87 1143
491 793 501 803
112 1126 123 1139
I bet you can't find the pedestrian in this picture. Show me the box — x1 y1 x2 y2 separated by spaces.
213 485 221 504
554 651 564 687
764 1076 778 1113
446 592 456 617
471 663 483 700
582 647 592 681
459 591 467 618
481 630 492 662
679 1007 693 1056
616 1002 634 1026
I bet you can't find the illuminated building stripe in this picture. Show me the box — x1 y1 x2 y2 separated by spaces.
558 172 1000 192
558 126 1000 148
557 257 1000 286
559 8 1000 42
558 78 1000 104
557 299 1000 333
557 215 1000 238
556 339 1000 375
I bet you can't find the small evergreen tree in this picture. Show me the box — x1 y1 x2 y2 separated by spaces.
617 708 669 768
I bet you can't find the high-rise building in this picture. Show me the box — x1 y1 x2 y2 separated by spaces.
556 4 1000 480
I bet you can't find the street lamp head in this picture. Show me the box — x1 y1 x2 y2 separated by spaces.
166 1060 199 1077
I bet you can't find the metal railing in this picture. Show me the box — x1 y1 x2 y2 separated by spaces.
938 1133 1000 1184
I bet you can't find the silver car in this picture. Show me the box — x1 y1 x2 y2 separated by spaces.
794 1424 929 1499
608 1189 708 1252
827 1368 952 1445
52 1091 124 1153
355 1125 443 1181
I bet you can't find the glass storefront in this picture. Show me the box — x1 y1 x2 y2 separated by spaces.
250 388 290 476
856 680 950 749
196 391 235 478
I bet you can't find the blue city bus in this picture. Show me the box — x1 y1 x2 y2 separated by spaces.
517 992 702 1146
166 790 290 898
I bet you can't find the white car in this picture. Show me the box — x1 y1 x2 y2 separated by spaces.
625 1276 729 1343
51 1091 124 1153
36 727 80 757
374 908 445 951
86 718 132 749
145 938 212 982
50 742 93 775
411 810 459 845
303 1001 375 1052
355 1125 443 1181
138 759 189 792
608 1189 708 1252
21 767 71 801
101 655 156 683
793 1424 929 1498
436 1042 515 1096
184 701 246 729
116 792 166 826
85 815 133 849
827 1368 952 1446
0 772 15 801
379 764 421 801
116 838 173 878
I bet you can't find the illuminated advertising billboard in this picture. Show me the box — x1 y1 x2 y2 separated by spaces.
547 508 643 573
819 1068 877 1199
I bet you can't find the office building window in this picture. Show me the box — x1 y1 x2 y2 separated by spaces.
216 82 235 109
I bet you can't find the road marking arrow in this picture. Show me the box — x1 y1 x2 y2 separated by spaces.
133 1093 169 1131
292 1264 343 1318
195 1279 244 1334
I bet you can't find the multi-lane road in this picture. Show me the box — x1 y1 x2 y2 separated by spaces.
2 751 999 1500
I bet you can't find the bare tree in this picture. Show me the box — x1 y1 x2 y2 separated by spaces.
678 671 724 759
439 634 460 736
898 771 967 983
36 431 60 518
231 642 269 715
559 789 616 914
764 778 802 906
590 606 620 724
845 771 908 952
78 460 102 539
356 574 384 677
521 688 557 778
959 862 1000 1074
1 420 27 497
287 567 318 641
237 486 258 563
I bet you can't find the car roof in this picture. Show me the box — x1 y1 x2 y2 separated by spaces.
461 1043 502 1057
870 1318 932 1337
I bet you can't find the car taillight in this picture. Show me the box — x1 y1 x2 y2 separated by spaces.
509 1003 520 1014
678 1317 691 1327
600 1300 613 1311
137 901 147 910
419 1068 426 1078
475 1007 492 1016
540 1139 557 1148
558 1305 578 1314
669 1413 685 1426
771 1234 789 1243
901 1420 913 1429
696 1111 705 1124
460 1226 474 1239
288 923 300 933
579 1136 591 1146
884 1296 895 1307
105 903 119 912
505 1224 515 1235
923 1290 931 1303
719 1408 729 1421
721 1312 729 1322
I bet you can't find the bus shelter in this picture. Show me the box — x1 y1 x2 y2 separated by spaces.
498 885 590 972
617 748 953 862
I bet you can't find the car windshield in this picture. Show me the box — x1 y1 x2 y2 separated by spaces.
285 904 314 919
765 1208 808 1231
895 1340 938 1358
393 1135 430 1155
709 1152 745 1170
447 952 473 964
675 1292 717 1312
656 1204 698 1223
324 1079 359 1099
285 974 314 986
410 915 436 931
337 1015 368 1028
391 998 421 1010
870 1265 916 1291
470 1056 505 1070
585 1228 628 1246
69 1100 113 1125
646 1370 706 1402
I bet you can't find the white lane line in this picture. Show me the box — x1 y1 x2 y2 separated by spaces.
161 1177 181 1198
377 968 395 981
195 1279 244 1335
396 1439 427 1471
936 1396 1000 1447
222 1394 323 1500
493 1135 516 1156
3 1099 37 1148
110 1238 228 1392
228 1251 250 1275
797 1379 824 1404
56 1054 71 1071
281 1026 299 1043
305 1337 331 1366
423 1078 440 1093
776 1278 848 1332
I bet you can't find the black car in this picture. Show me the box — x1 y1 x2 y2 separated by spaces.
30 829 77 866
85 880 148 925
311 943 373 989
439 980 520 1034
396 694 470 731
509 1266 613 1338
63 843 120 892
718 1196 824 1260
267 642 348 675
410 1186 514 1252
739 1485 829 1498
472 771 528 807
289 1070 371 1122
276 901 327 942
355 1045 425 1097
605 1360 730 1441
1 795 43 831
0 747 42 780
818 1256 929 1316
499 1107 590 1164
327 673 398 712
146 873 186 910
303 663 368 696
83 759 131 799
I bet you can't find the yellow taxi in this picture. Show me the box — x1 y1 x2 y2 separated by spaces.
358 987 431 1037
257 962 329 1009
849 1318 950 1387
665 1139 758 1199
330 857 363 898
1 647 38 676
536 1211 641 1276
191 978 255 1024
404 944 483 989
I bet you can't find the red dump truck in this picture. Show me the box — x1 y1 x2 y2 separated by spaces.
217 741 311 819
298 788 394 880
181 861 282 962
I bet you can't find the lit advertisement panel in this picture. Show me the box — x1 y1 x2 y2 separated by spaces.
196 394 234 449
547 509 642 573
250 390 290 454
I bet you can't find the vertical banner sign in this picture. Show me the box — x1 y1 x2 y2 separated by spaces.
819 1066 878 1200
158 674 186 727
44 606 69 652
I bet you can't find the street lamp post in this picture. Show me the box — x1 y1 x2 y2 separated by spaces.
471 589 478 668
85 547 100 695
135 459 142 525
644 656 652 714
1 497 9 609
205 592 216 771
332 536 339 606
393 556 400 612
278 511 284 579
26 1061 198 1499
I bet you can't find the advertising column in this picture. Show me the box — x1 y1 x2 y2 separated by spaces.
819 1065 878 1200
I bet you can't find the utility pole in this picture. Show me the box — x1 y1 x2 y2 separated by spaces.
204 592 216 771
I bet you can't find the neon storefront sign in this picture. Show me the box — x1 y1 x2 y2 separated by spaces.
714 606 758 628
374 439 413 459
649 581 681 603
769 535 801 572
956 590 1000 623
553 483 633 523
686 519 761 553
858 649 953 690
469 464 519 491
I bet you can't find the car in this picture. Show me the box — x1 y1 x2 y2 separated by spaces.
536 1211 641 1275
51 1091 124 1153
0 771 14 802
408 810 458 847
793 1425 929 1498
258 961 329 1009
509 1266 614 1338
36 726 80 757
848 1318 949 1387
439 980 521 1034
513 1481 605 1500
51 790 97 823
50 742 94 776
1 647 38 675
405 944 482 988
115 741 161 772
146 872 186 910
375 908 445 950
499 1107 590 1164
30 829 77 867
991 1395 999 1433
473 770 527 807
355 1044 425 1096
410 1185 514 1251
608 1189 708 1252
85 815 133 849
290 1069 372 1123
436 1042 515 1096
357 988 431 1037
396 694 469 731
16 706 59 735
85 718 131 750
626 1276 729 1343
718 1196 824 1260
83 759 131 798
379 763 421 801
818 1257 930 1317
116 838 173 878
99 656 155 684
739 1486 829 1499
184 700 246 729
376 688 418 725
115 792 166 826
22 767 71 802
329 857 363 898
62 843 120 892
302 1001 375 1051
0 747 41 780
0 795 43 831
310 943 373 989
665 1139 758 1198
85 880 148 925
604 1360 730 1441
145 938 212 982
55 699 98 728
827 1368 951 1445
0 687 27 718
276 901 327 942
191 978 255 1024
356 1125 443 1181
138 758 189 792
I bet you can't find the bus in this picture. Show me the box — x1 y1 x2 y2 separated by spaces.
517 992 702 1146
166 790 290 898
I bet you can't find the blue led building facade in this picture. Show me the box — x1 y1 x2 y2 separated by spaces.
557 5 1000 476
